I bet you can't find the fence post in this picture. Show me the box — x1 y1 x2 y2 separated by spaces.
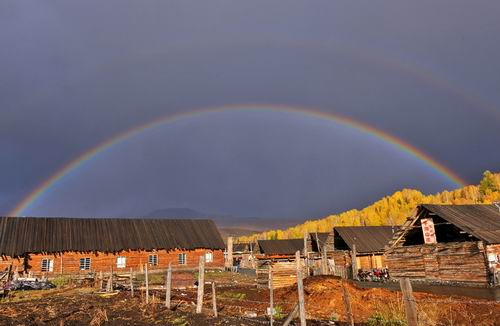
130 267 134 297
321 245 328 275
212 281 218 318
295 251 306 326
303 232 309 276
196 256 205 314
165 262 172 309
351 243 358 280
269 268 274 326
400 278 418 326
145 263 149 304
99 271 103 290
110 265 114 292
226 237 233 271
342 281 354 326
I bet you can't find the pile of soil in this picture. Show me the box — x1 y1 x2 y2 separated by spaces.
275 276 500 325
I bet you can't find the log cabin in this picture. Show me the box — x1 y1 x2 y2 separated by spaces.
255 239 306 288
384 204 500 286
332 226 397 271
0 217 225 276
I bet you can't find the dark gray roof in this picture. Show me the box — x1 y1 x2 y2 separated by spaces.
0 217 225 257
310 232 332 251
233 243 252 253
334 226 397 253
257 239 304 255
421 204 500 244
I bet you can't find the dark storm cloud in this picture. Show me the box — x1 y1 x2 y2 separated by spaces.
1 1 499 218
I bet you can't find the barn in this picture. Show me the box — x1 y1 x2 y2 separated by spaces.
0 217 225 275
385 204 500 286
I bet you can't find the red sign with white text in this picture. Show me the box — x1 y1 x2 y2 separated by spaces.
421 218 437 244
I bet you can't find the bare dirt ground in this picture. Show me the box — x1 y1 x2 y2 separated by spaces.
1 273 498 325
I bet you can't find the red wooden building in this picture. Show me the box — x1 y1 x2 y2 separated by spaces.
0 217 225 276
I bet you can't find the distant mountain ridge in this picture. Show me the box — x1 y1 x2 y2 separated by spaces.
145 208 304 236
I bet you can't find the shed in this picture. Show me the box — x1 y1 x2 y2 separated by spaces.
256 239 306 288
333 226 397 270
385 204 500 286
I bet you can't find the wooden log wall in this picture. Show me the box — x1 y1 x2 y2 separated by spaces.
385 241 489 285
256 259 307 289
0 249 224 276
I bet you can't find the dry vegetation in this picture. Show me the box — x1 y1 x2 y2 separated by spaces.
0 273 498 325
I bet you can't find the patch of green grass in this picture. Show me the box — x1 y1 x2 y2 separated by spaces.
272 305 286 319
171 316 189 326
367 312 407 326
135 273 165 285
219 291 246 300
51 276 72 287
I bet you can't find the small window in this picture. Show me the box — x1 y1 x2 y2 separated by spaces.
41 258 54 272
205 252 213 263
80 257 91 270
116 256 126 268
148 254 158 266
178 253 187 265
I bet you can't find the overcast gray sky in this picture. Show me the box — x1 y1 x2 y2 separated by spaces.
1 1 499 221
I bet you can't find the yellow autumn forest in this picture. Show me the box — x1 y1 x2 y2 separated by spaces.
239 171 500 241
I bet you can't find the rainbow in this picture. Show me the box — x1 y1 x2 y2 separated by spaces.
10 104 467 216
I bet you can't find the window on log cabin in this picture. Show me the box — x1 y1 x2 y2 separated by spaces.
205 251 213 263
178 253 187 265
79 257 91 270
41 258 54 272
116 256 126 268
148 254 158 266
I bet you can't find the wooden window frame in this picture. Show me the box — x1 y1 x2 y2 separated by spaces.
178 253 187 265
116 256 126 268
148 254 158 266
41 258 54 272
205 251 213 263
79 257 91 271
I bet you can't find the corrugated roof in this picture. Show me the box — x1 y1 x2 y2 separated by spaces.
257 239 304 255
0 217 225 257
421 204 500 243
334 226 397 253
